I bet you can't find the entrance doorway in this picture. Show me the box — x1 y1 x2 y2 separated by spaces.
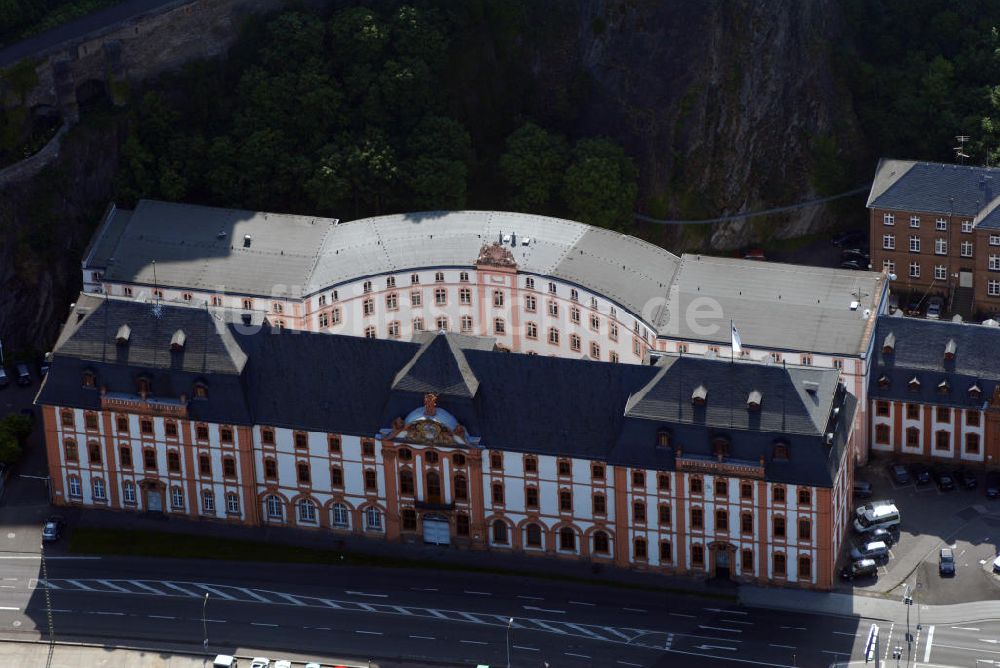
422 514 450 545
960 270 973 288
145 489 163 513
714 546 731 579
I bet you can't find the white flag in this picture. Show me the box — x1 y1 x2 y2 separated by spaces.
731 323 743 356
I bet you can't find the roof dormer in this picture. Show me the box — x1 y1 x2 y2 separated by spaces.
969 382 982 399
908 376 921 391
878 374 890 389
170 329 186 352
747 390 762 412
944 338 956 361
882 332 896 355
116 324 131 346
937 379 950 394
691 384 707 406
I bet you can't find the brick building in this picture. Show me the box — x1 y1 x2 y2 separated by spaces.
36 294 858 590
867 159 1000 316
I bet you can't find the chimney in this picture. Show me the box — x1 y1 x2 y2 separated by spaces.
115 324 131 345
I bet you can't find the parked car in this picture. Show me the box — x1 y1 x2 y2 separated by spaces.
840 260 867 270
850 540 890 563
212 655 237 668
909 463 932 486
953 468 978 490
889 463 911 485
0 368 7 389
841 249 870 263
870 527 897 547
853 480 874 498
993 555 1000 574
14 363 29 386
841 558 878 581
906 296 924 316
926 296 944 320
934 467 956 491
986 471 1000 499
273 661 292 668
249 659 270 668
939 548 956 576
42 515 64 543
832 230 867 247
743 248 766 261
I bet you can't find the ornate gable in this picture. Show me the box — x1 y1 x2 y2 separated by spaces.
476 243 517 269
383 393 479 447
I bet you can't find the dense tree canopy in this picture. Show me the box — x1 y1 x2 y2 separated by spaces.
563 138 638 231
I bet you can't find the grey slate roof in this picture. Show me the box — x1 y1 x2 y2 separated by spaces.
867 158 1000 220
869 315 1000 409
661 254 885 356
39 297 854 487
82 204 132 269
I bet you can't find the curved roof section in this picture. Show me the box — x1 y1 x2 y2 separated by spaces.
310 211 681 319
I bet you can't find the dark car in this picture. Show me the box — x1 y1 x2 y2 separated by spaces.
14 363 30 386
906 296 924 316
939 548 956 576
909 463 932 486
832 230 867 247
934 467 956 492
953 468 977 490
841 558 878 581
853 480 874 499
840 260 867 271
870 527 897 547
841 249 870 263
0 368 7 389
986 471 1000 499
42 515 64 543
889 463 911 485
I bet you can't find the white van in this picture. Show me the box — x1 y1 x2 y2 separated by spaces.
213 656 237 668
854 503 900 533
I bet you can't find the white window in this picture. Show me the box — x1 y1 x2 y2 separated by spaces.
934 265 946 280
910 215 920 228
386 276 395 288
93 478 106 501
171 486 184 509
991 234 1000 246
122 481 136 504
570 289 579 301
990 280 1000 297
883 213 895 226
493 290 504 307
461 316 473 333
936 218 947 231
226 492 240 514
69 477 81 498
411 290 422 307
883 234 895 250
909 236 920 252
365 507 383 531
548 282 557 294
935 239 947 255
961 241 973 257
266 495 282 520
332 503 350 527
991 255 1000 271
882 260 895 273
962 220 973 233
387 321 400 338
298 499 317 523
525 277 535 290
202 490 215 512
909 262 920 278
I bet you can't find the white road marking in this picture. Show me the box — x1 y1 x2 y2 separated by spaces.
569 600 596 606
780 626 807 631
722 619 754 625
313 627 331 631
392 606 414 616
66 579 96 591
951 626 980 631
522 605 565 614
355 630 382 635
705 608 748 615
821 650 849 656
0 585 15 589
147 615 175 620
274 592 306 606
514 645 540 652
517 595 544 601
90 611 124 616
831 631 856 636
162 582 199 597
458 612 487 624
196 584 237 601
669 612 696 618
460 640 488 645
616 661 643 667
203 619 226 624
49 609 72 613
128 580 166 595
412 587 438 592
602 627 632 641
698 625 742 633
694 645 737 651
345 590 388 598
3 578 17 581
96 579 131 593
924 625 935 663
534 620 568 634
565 652 591 659
769 644 796 649
0 607 18 611
565 623 603 639
981 639 1000 644
409 635 435 640
623 607 647 613
251 622 278 627
464 590 492 596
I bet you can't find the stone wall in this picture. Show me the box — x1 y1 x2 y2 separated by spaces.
0 123 68 186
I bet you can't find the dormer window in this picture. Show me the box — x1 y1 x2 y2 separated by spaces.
170 329 186 352
944 339 956 361
82 370 96 388
773 440 790 461
882 332 895 355
136 376 151 396
747 390 762 412
656 428 671 448
878 375 890 389
712 436 730 459
908 376 921 392
937 379 950 394
969 383 983 399
691 385 707 406
193 380 208 399
116 324 131 346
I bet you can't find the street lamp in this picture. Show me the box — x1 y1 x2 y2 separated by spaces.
202 592 209 650
506 617 514 668
903 583 913 643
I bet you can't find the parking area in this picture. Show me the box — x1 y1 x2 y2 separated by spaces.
840 457 1000 603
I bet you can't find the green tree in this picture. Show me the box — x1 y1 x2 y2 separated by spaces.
403 115 472 209
562 138 638 230
305 146 350 213
343 128 398 214
499 122 568 210
0 414 31 465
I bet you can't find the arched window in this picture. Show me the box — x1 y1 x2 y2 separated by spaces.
634 537 647 559
875 424 890 445
122 481 136 505
198 453 211 476
453 474 468 501
170 486 184 509
226 492 240 514
202 490 215 512
167 451 181 473
492 520 509 544
266 495 282 520
633 500 646 523
64 439 78 462
559 527 576 551
68 476 82 498
92 478 106 501
331 503 350 527
264 458 277 480
193 381 208 399
525 523 543 548
365 506 382 531
593 530 610 554
967 432 981 453
399 469 415 495
426 471 442 504
298 499 317 523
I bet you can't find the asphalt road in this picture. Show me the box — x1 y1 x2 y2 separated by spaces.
0 552 993 667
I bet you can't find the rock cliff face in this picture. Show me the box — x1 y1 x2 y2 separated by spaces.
530 0 865 249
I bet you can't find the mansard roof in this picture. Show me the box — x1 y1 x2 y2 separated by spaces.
867 159 1000 218
391 331 480 398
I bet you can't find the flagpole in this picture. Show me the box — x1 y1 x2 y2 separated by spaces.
730 320 734 365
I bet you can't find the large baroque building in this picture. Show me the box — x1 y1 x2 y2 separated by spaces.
80 200 887 462
38 295 858 589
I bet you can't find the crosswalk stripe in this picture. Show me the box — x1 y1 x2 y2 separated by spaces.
96 579 131 593
66 579 96 591
274 592 305 606
128 580 166 595
458 612 487 624
566 623 605 639
162 582 200 597
196 584 237 601
533 620 568 634
319 599 342 609
234 587 271 603
601 626 632 641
